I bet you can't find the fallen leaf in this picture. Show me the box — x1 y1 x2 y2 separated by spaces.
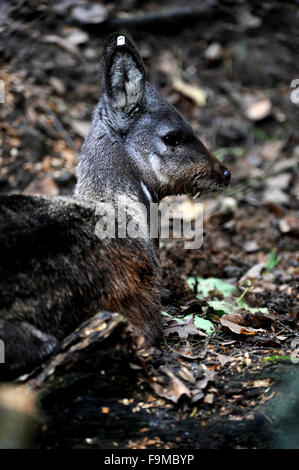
163 311 212 338
65 29 89 46
211 352 235 366
204 42 223 61
278 218 291 233
245 97 272 121
207 299 269 316
240 262 265 281
187 277 236 297
220 315 266 335
164 317 208 339
195 369 214 390
203 393 214 404
190 391 204 402
172 78 206 107
244 241 260 253
244 378 272 388
266 173 292 191
23 175 59 196
178 366 196 384
148 366 191 403
71 4 107 24
260 140 285 161
49 76 66 95
71 119 90 138
276 335 288 341
263 188 289 205
186 315 215 335
43 35 79 55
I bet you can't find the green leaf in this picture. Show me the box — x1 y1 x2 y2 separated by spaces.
214 147 244 161
161 311 215 335
161 311 171 317
265 250 282 273
187 277 236 298
207 300 238 316
207 299 268 316
250 126 272 142
185 314 215 335
240 304 269 314
264 355 292 363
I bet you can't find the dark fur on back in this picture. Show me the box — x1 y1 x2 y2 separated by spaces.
0 194 161 378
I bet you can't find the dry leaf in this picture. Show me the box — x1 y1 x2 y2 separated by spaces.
49 77 66 95
178 366 196 384
71 119 90 138
23 175 59 196
191 391 204 402
172 78 206 107
203 393 214 404
266 173 292 191
220 316 266 335
244 241 260 253
148 366 191 403
263 188 289 205
71 4 107 24
164 317 208 340
279 218 291 233
240 262 265 281
244 378 272 388
43 35 79 55
260 140 285 161
195 370 214 390
212 352 235 366
204 42 223 61
245 97 272 121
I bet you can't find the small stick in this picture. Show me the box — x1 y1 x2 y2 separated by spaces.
39 97 79 157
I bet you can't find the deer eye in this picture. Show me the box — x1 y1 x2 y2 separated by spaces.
162 132 183 147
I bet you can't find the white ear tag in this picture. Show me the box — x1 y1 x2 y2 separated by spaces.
117 36 125 46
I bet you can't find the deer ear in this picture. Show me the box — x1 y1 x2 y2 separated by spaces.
103 34 145 113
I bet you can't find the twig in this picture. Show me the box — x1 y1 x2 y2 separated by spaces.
39 97 79 158
107 2 220 30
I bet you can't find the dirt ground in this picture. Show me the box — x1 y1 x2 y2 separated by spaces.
0 0 298 449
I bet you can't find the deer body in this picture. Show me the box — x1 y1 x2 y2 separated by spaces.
0 34 230 379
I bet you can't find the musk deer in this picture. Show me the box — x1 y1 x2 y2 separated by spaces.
0 34 230 379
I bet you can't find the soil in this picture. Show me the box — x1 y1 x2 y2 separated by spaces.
0 0 298 449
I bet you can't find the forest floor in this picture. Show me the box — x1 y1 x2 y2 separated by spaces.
0 0 298 449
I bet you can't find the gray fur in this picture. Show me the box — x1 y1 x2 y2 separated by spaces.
76 35 229 209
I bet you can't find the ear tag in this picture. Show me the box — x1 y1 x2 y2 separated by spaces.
117 36 125 46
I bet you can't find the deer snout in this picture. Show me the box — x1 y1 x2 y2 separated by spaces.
223 169 231 187
214 160 231 188
205 147 231 189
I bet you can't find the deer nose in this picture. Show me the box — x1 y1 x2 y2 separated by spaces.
223 169 231 186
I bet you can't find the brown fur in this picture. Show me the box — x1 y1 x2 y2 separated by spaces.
0 194 161 378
